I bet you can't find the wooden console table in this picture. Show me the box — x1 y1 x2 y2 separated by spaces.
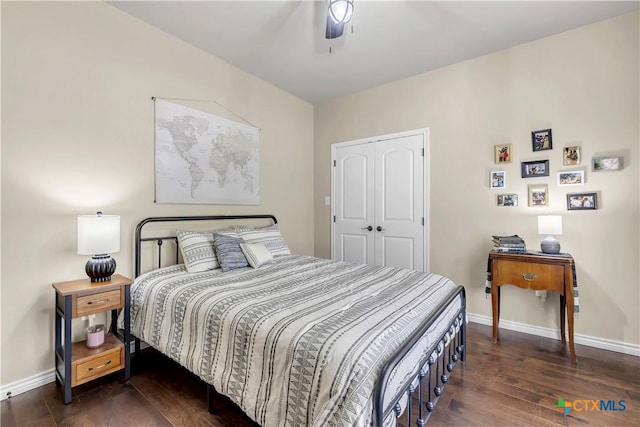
489 251 577 363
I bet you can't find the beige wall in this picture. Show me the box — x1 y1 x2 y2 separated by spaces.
314 12 639 346
1 2 314 385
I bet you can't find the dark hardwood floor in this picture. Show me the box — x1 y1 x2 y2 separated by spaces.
2 323 638 426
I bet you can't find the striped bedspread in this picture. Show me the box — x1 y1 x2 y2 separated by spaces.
130 254 461 426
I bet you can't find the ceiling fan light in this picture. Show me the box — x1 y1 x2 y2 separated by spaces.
328 0 354 24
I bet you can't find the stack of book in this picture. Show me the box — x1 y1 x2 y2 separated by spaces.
492 235 526 253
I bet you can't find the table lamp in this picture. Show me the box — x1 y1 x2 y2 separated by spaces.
538 215 562 254
77 212 120 282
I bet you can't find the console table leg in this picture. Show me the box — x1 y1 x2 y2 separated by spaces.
567 300 577 364
566 264 577 364
491 284 500 343
568 321 577 363
560 294 566 343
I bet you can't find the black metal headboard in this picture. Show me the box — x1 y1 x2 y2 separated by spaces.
134 215 278 278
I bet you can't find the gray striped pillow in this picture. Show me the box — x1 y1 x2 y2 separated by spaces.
176 230 219 272
236 224 291 256
240 243 274 268
212 233 249 272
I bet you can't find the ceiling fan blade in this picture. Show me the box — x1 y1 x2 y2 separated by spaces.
325 15 345 39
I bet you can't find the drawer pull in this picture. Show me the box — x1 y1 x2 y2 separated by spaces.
87 299 109 305
522 273 537 281
87 360 111 371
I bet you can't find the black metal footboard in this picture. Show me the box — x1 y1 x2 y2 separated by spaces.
372 285 466 427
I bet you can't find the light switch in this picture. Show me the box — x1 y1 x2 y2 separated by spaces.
324 196 331 206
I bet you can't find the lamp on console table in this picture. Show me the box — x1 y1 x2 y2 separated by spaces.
77 212 120 282
538 215 562 254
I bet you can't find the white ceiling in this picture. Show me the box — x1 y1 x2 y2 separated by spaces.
108 1 639 104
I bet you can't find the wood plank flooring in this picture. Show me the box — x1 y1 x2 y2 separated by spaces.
2 323 638 426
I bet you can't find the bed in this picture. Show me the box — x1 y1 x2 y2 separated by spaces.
130 215 466 426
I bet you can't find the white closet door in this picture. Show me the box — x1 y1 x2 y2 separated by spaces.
333 142 375 265
374 134 425 271
332 129 427 272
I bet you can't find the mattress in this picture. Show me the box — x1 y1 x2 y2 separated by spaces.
128 254 462 426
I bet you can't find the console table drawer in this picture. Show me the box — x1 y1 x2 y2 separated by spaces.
496 261 564 292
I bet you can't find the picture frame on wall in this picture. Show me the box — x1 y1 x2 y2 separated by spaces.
563 146 581 165
557 170 585 186
532 129 552 151
567 192 598 210
494 144 512 164
592 156 623 171
490 171 506 189
528 184 548 207
521 160 550 178
497 194 518 207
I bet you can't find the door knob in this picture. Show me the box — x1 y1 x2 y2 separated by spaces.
361 225 373 231
376 226 385 232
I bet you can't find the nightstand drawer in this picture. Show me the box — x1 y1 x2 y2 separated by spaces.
73 346 123 385
77 289 121 316
496 260 565 292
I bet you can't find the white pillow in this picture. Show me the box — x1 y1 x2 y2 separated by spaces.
176 230 219 272
240 243 274 268
236 224 291 256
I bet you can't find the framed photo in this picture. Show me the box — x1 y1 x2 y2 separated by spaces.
563 146 581 165
557 170 584 186
532 129 552 151
592 156 623 171
494 144 512 164
567 192 597 210
521 160 550 178
528 184 548 207
497 194 518 207
490 171 505 189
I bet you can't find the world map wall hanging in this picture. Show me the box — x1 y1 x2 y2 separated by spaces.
154 99 260 205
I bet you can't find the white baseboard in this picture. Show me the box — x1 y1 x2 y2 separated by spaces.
1 369 55 402
467 312 640 357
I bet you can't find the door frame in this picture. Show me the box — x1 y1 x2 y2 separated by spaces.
330 128 430 272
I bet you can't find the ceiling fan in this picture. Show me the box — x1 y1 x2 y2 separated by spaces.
325 0 355 39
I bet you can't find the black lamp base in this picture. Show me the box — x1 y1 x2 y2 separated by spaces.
86 254 116 282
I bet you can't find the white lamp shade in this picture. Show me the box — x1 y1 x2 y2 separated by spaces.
77 214 120 255
538 215 562 235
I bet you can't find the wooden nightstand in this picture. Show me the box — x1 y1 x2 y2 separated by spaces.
52 274 132 403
